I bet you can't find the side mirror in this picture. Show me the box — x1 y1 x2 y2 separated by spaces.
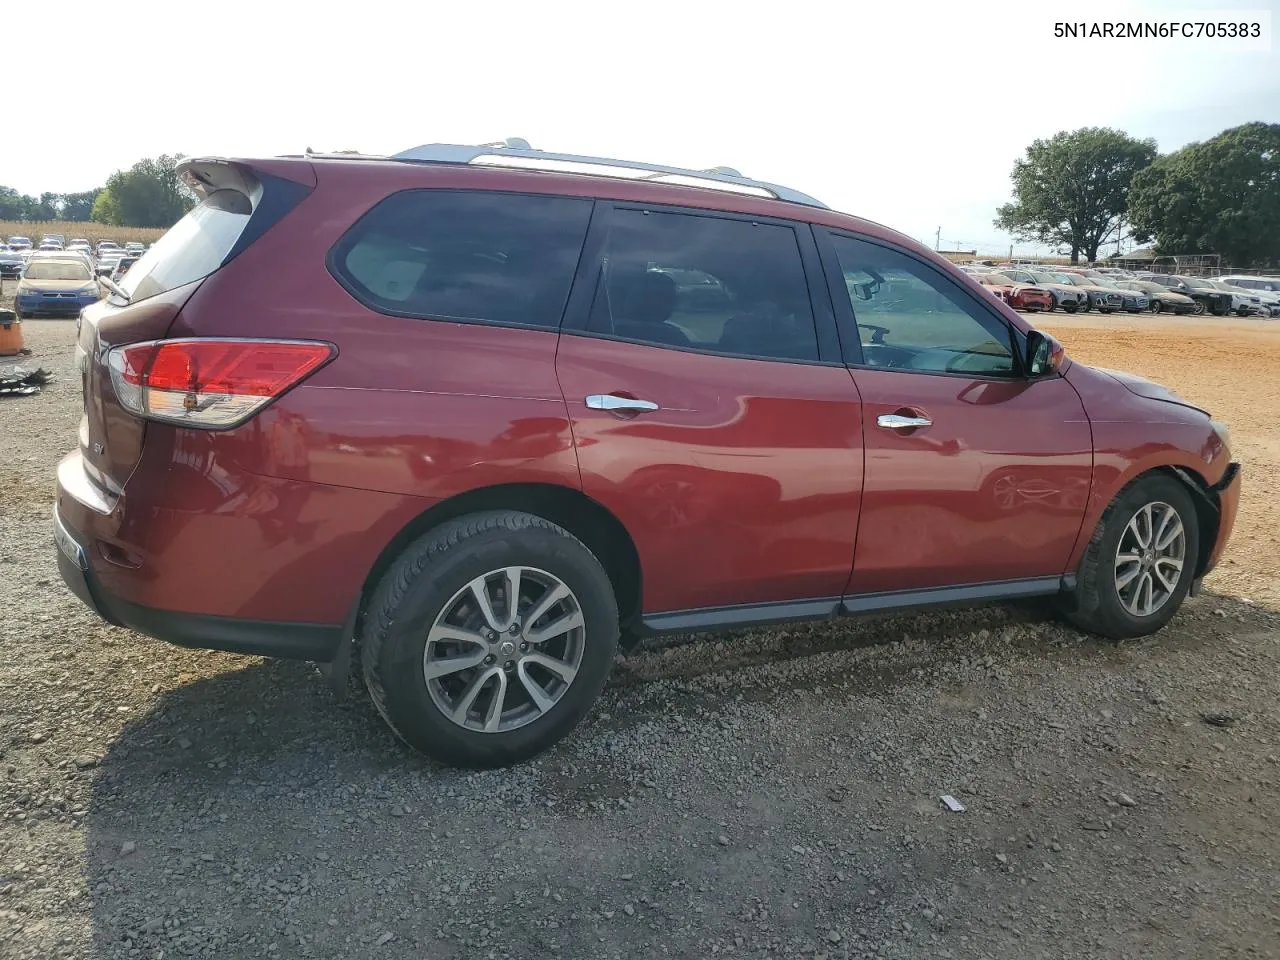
1025 330 1065 377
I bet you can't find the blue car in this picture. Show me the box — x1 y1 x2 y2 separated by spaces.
14 256 101 319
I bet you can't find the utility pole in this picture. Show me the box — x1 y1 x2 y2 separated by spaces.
935 226 941 252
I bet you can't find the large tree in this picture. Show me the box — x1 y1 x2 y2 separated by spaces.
1128 122 1280 267
995 127 1157 263
0 186 32 220
92 155 195 228
60 190 102 222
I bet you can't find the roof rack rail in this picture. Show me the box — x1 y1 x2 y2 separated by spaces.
390 140 827 209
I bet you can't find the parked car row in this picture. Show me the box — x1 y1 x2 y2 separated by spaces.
956 262 1280 318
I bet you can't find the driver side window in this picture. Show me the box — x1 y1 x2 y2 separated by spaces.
830 234 1016 376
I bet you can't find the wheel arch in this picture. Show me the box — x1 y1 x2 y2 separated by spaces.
354 482 643 644
1069 463 1222 586
1162 465 1223 578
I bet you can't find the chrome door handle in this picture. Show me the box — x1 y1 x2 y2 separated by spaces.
585 394 659 413
877 414 932 429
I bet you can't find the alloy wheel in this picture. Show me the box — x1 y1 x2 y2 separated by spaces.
1113 501 1186 618
423 566 585 733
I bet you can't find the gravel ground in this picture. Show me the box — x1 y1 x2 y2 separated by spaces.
2 317 1279 960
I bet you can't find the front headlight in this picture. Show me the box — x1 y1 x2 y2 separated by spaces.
81 285 99 298
1211 419 1231 449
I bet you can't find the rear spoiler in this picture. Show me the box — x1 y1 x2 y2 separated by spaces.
176 157 317 200
174 158 317 265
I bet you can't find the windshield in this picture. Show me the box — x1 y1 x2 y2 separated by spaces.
118 188 254 302
1030 272 1060 283
24 260 92 281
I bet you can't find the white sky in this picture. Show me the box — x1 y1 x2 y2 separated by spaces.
5 0 1277 253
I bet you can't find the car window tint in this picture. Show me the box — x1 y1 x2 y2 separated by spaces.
829 234 1016 376
332 190 593 328
585 209 819 362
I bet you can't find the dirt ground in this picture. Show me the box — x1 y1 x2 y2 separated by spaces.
1 314 1278 960
1038 313 1280 603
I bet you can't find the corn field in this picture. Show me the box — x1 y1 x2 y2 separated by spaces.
0 221 167 246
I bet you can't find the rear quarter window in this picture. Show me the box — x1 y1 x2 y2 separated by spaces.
328 190 593 329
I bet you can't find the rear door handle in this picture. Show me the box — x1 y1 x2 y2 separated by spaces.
877 413 932 430
585 394 659 413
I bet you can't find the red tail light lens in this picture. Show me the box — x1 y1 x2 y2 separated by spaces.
108 338 334 428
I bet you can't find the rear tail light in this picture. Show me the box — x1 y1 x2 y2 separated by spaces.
107 338 334 429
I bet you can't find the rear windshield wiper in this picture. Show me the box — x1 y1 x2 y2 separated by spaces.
98 275 131 304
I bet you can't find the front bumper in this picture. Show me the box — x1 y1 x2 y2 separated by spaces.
1200 461 1242 579
17 294 97 318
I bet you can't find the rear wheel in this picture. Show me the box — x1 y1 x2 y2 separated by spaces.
360 510 619 768
1063 475 1199 640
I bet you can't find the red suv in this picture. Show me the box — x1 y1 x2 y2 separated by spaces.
54 142 1242 768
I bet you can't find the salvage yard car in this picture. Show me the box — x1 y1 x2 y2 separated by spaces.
1147 275 1233 316
1213 276 1280 317
53 142 1242 768
974 272 1053 311
14 255 100 318
1114 279 1198 315
0 245 24 278
998 269 1089 312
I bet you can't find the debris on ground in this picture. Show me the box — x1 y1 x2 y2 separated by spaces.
0 364 53 397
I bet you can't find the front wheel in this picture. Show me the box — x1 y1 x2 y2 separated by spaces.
1062 475 1199 640
1149 300 1162 314
1193 299 1207 316
360 510 619 768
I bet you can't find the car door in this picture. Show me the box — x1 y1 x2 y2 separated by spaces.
555 203 864 621
815 230 1093 596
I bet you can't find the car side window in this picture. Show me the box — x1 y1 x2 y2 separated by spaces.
828 235 1016 376
584 208 820 362
330 190 593 329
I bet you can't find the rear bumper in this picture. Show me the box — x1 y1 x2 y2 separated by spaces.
53 443 435 662
54 500 345 660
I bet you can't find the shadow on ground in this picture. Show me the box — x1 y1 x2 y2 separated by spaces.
81 593 1279 958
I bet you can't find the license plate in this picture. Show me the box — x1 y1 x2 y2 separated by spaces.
53 506 87 570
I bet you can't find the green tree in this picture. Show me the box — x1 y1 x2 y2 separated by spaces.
60 190 101 222
0 186 32 220
31 191 61 220
995 127 1157 263
1128 122 1280 267
91 187 121 224
93 155 195 227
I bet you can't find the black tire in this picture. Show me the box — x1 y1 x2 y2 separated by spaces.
1193 299 1206 316
1080 297 1092 313
1047 294 1058 313
360 510 619 768
1149 300 1162 314
1062 474 1200 640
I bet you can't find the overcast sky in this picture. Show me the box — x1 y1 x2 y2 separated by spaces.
6 0 1277 253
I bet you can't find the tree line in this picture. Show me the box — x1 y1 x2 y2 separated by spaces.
0 154 195 230
995 122 1280 267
